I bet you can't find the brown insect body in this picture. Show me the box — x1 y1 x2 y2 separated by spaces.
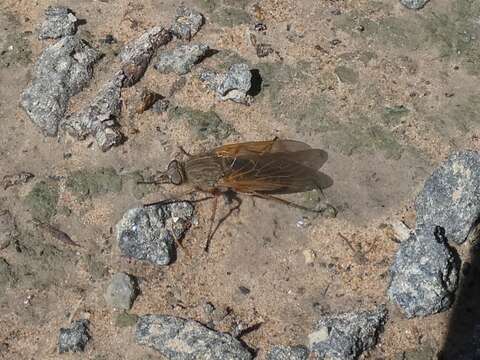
150 139 333 251
161 139 332 195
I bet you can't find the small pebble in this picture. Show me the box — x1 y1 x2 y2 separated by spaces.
151 98 170 114
104 272 137 310
171 6 204 40
58 319 90 353
303 249 316 265
400 0 430 10
238 286 251 295
256 44 273 58
135 88 162 114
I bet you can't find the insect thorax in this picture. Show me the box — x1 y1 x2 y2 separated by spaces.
184 155 225 188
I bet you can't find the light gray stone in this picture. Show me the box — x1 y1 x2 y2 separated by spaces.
104 272 136 310
135 315 252 359
21 36 100 136
116 202 194 266
38 6 77 39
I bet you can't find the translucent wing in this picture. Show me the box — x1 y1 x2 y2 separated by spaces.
218 153 333 194
213 139 327 170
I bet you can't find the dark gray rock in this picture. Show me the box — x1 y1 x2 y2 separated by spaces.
21 36 100 136
63 73 124 152
38 6 77 39
135 315 252 359
119 27 172 87
309 305 387 360
0 210 18 249
154 44 209 75
200 63 253 104
171 6 204 41
58 319 90 353
267 345 309 360
388 229 459 318
415 151 480 244
116 202 194 266
400 0 430 10
104 272 137 310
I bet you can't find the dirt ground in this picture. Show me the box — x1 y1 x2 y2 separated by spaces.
1 0 480 359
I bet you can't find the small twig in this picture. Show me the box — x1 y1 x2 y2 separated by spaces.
68 297 84 323
337 232 367 265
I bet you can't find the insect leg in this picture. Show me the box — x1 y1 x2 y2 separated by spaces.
204 195 219 252
204 195 242 252
178 145 193 158
249 192 326 214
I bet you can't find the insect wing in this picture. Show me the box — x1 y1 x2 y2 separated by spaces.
213 140 311 158
218 153 332 194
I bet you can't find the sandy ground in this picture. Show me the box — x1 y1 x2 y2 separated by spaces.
1 0 480 359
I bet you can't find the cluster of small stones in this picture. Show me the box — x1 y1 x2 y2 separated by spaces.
21 4 254 152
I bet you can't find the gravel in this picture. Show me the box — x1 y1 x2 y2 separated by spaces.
154 44 209 75
58 319 90 353
135 314 252 359
416 151 480 244
63 73 124 152
104 272 137 310
119 27 172 87
171 6 204 41
200 63 253 104
21 36 100 136
38 6 77 39
116 202 194 266
387 229 459 318
308 305 387 360
266 345 309 360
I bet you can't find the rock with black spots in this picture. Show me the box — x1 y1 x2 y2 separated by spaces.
400 0 430 10
38 6 77 39
416 151 480 244
116 202 194 266
63 73 124 152
200 63 253 104
171 6 204 40
266 345 309 360
388 229 459 318
309 306 387 360
58 320 90 353
135 315 252 359
154 44 209 75
21 36 100 136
